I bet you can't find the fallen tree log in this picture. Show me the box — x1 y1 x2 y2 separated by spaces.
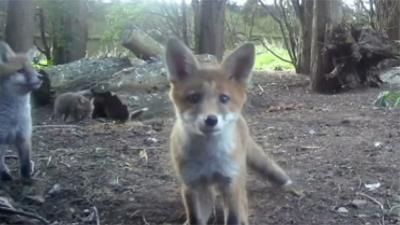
121 25 164 61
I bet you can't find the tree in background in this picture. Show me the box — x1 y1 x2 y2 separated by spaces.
291 0 313 74
51 0 88 64
310 0 342 93
35 0 88 64
196 0 226 60
181 0 188 45
354 0 400 40
5 0 35 53
376 0 400 40
255 0 314 74
192 0 200 49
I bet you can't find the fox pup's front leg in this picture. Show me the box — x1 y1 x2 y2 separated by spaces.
219 179 248 225
0 142 12 181
182 185 214 225
0 135 34 182
16 133 33 180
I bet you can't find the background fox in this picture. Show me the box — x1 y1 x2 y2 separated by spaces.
54 92 94 122
165 39 292 225
0 41 42 182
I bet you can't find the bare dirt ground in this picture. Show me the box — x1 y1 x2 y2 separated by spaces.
1 72 400 225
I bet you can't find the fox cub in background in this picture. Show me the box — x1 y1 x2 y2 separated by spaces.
54 92 94 122
165 38 293 225
0 41 42 182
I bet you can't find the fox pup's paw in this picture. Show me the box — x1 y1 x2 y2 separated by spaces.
8 55 28 70
183 221 192 225
20 160 35 182
282 180 305 198
0 170 13 181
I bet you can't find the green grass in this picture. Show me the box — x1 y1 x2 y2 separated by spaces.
254 45 294 71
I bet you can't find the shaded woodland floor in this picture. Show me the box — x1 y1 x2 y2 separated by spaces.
1 72 400 225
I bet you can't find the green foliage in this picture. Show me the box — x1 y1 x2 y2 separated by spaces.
102 1 150 43
33 58 54 70
374 91 400 108
254 45 294 71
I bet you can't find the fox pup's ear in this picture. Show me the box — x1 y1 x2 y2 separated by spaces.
222 43 255 84
165 38 198 82
78 96 86 104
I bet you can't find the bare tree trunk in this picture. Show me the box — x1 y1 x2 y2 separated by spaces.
384 0 400 40
192 0 201 51
197 0 226 61
296 0 313 75
52 0 88 64
5 0 36 53
181 0 188 45
68 0 88 61
310 0 342 93
36 7 52 61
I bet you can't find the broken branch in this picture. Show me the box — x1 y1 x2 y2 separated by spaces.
0 206 50 225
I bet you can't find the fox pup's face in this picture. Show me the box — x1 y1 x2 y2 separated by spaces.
77 96 94 118
5 65 42 94
0 42 42 95
165 39 255 135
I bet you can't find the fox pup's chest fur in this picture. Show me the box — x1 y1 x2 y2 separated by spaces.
178 126 241 187
0 94 31 144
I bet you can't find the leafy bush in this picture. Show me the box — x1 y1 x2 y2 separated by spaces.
33 58 54 70
374 91 400 108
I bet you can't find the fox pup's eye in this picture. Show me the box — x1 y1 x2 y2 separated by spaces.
17 68 26 74
219 94 230 104
186 93 202 104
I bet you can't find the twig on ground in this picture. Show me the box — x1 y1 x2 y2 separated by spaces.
33 125 81 129
357 192 384 210
60 161 71 168
0 206 50 225
127 146 162 150
93 206 100 225
46 156 52 167
142 216 150 225
257 84 264 95
357 192 385 225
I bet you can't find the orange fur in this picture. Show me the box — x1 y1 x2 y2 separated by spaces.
165 39 292 225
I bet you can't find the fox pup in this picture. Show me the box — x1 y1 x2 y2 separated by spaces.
0 41 42 182
54 92 94 122
165 39 292 225
0 42 29 78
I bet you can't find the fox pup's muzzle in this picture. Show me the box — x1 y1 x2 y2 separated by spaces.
205 114 218 127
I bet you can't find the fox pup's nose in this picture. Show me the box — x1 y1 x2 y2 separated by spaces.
205 115 218 127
